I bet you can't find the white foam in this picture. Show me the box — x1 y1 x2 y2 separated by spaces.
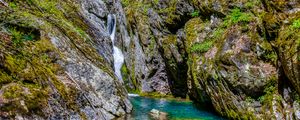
128 93 140 97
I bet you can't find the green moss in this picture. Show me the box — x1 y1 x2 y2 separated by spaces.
3 84 23 99
121 0 151 24
0 0 114 118
148 35 157 56
5 55 27 74
258 78 277 106
0 70 14 86
295 92 300 103
223 8 253 27
2 83 49 116
23 87 49 116
152 0 159 5
122 0 179 24
190 11 200 17
121 64 134 92
0 23 80 117
7 26 37 47
130 60 138 89
157 0 179 24
184 18 203 49
263 52 277 62
189 26 224 54
54 79 79 111
259 41 278 63
121 64 129 81
128 89 141 94
190 40 214 53
140 92 173 98
226 109 239 119
292 19 300 29
4 1 110 76
161 35 177 57
244 0 260 9
241 111 256 120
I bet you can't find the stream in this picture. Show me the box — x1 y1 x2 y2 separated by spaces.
128 95 224 120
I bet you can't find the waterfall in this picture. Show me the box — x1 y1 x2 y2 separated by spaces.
107 14 125 83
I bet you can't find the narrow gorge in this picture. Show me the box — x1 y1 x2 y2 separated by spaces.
0 0 299 120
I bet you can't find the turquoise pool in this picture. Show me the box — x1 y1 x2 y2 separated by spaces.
128 96 224 120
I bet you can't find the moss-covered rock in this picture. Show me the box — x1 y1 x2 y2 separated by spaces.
121 0 300 119
0 0 132 119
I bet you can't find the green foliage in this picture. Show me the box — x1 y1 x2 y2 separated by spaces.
153 0 159 5
212 28 225 39
191 40 214 53
244 0 260 8
191 11 200 17
10 28 24 45
258 86 275 101
0 24 60 116
9 27 36 46
259 41 278 62
264 52 277 62
292 19 300 29
189 28 224 54
0 70 13 85
258 78 277 105
121 64 129 82
121 0 130 7
8 2 17 9
223 8 253 27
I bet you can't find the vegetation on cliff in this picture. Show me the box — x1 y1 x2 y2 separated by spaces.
121 0 300 119
0 0 130 119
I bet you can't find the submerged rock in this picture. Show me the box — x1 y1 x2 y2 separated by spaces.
149 109 168 120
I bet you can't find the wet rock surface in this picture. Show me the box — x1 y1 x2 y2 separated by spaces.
149 109 168 120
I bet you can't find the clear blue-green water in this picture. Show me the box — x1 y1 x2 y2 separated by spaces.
129 96 224 120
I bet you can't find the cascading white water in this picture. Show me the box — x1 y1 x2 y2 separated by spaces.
107 14 125 83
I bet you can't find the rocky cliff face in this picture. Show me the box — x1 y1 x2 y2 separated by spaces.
0 0 131 119
121 0 300 119
120 0 194 97
1 0 300 119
